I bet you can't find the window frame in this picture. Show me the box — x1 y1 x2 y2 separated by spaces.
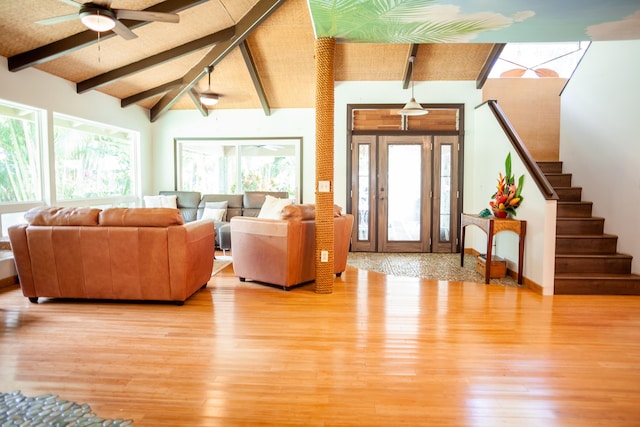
174 137 303 203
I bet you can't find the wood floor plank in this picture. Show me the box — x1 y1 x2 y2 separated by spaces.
2 262 640 426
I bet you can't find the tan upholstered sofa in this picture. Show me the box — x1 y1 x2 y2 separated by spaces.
8 207 215 304
230 204 354 289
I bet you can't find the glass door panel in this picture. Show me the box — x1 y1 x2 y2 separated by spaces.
351 135 376 252
378 136 431 253
386 144 421 241
432 136 459 252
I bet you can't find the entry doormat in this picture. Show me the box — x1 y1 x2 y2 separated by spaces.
0 390 133 426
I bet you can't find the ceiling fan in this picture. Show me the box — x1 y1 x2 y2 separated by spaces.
36 0 180 40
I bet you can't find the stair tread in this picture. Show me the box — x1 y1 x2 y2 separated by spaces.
556 253 633 259
557 201 593 204
557 216 604 220
556 233 617 238
555 272 640 279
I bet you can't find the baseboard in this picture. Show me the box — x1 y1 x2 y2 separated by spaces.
464 247 542 292
0 275 18 290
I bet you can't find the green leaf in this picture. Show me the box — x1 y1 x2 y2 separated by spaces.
505 153 512 180
516 174 525 198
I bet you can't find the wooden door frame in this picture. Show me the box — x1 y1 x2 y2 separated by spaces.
346 103 465 253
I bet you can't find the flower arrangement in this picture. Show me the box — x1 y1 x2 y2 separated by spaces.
489 153 524 218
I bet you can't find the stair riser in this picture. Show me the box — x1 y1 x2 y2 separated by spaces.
556 219 604 235
557 203 593 218
538 162 563 173
556 258 632 274
555 237 618 254
555 278 640 295
555 188 582 202
546 174 573 187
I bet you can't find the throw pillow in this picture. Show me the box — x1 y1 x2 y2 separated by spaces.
143 195 177 208
202 201 228 222
257 195 292 219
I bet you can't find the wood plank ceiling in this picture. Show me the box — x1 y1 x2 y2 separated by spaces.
4 0 635 122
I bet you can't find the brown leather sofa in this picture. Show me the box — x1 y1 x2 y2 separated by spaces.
8 207 215 304
230 204 354 289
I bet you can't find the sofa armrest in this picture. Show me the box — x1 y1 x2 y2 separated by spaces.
7 224 36 297
167 219 215 300
230 217 315 287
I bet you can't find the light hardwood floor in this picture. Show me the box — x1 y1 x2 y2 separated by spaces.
1 260 640 426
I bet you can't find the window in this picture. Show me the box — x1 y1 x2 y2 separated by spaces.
0 101 43 235
175 138 302 201
0 101 42 204
489 42 589 78
53 114 138 201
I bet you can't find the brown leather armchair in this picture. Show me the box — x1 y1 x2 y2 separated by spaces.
230 204 354 289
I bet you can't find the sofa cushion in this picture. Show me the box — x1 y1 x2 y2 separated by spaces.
159 191 201 222
202 201 228 221
99 208 184 227
143 195 178 208
257 195 292 219
243 191 289 217
281 204 316 220
25 207 101 226
281 204 344 220
198 194 243 220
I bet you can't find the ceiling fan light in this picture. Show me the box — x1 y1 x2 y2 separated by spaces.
200 93 219 106
399 98 428 116
80 6 116 32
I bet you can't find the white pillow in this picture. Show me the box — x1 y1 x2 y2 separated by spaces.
202 201 228 222
257 195 292 219
144 195 177 208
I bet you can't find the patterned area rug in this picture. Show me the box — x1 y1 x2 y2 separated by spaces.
347 252 522 286
212 256 232 276
0 391 133 426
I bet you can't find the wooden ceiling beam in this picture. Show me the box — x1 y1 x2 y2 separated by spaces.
121 79 182 108
150 0 286 122
7 0 207 72
187 88 209 117
402 44 420 89
77 26 235 93
239 40 271 116
476 43 506 89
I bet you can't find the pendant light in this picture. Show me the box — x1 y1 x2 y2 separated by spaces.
399 56 428 116
200 66 219 106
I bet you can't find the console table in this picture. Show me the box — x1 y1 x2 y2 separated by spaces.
460 213 526 284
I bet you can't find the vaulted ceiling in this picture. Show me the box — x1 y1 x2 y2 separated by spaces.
1 0 638 122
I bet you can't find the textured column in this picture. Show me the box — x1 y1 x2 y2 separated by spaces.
314 37 335 294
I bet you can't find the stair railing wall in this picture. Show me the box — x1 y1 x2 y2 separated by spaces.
468 100 558 294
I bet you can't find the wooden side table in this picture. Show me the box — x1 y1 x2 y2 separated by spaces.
460 213 526 284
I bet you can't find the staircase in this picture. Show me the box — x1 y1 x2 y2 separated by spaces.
538 161 640 295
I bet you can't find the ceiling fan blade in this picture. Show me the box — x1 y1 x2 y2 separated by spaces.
115 9 179 23
500 68 527 78
534 68 559 78
55 0 82 8
111 20 138 40
36 13 79 25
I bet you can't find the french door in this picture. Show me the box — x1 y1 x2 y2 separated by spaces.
350 134 459 253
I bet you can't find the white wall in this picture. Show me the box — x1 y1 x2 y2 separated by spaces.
152 80 483 210
0 57 153 197
469 104 556 294
560 40 640 274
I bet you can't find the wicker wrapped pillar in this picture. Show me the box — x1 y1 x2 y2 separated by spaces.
314 37 335 294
